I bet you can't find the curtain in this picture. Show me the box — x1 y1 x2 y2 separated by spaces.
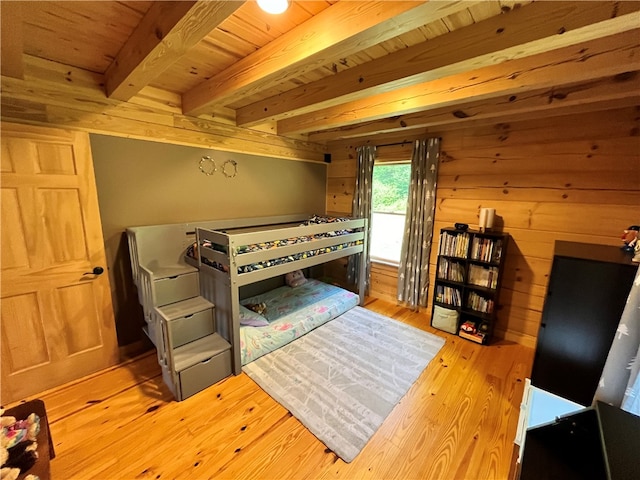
593 265 640 415
347 145 375 292
397 138 440 309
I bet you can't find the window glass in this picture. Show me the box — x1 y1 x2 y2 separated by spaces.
370 163 411 264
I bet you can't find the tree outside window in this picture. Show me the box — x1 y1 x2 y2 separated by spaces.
370 163 411 264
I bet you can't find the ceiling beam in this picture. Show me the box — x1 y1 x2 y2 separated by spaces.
182 0 479 117
277 29 640 135
105 0 244 101
237 1 640 127
1 1 24 79
308 73 640 141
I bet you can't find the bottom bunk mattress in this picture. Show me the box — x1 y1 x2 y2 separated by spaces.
239 279 359 365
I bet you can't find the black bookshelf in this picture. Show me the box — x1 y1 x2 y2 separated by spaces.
431 227 509 344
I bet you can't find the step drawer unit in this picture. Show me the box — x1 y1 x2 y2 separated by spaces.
153 272 199 308
142 265 200 346
155 296 232 401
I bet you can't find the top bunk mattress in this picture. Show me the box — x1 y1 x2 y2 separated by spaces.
239 279 359 365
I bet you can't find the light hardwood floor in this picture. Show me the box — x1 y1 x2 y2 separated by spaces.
13 298 534 480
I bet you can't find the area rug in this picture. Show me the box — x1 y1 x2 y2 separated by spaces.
242 306 445 462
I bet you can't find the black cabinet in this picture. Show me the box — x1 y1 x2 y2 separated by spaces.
530 241 637 406
520 401 640 480
432 227 509 344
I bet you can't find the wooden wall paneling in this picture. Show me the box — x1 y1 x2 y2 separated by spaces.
436 187 640 206
436 170 638 191
327 177 355 213
459 106 640 149
369 263 399 304
434 199 638 237
444 135 640 162
326 106 640 347
440 149 640 177
375 143 414 162
327 156 357 179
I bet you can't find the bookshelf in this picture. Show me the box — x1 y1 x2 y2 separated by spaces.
431 227 509 344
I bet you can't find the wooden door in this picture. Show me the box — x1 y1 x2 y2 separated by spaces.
1 122 118 403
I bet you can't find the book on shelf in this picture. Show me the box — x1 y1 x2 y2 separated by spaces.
438 258 465 282
435 284 462 306
492 239 503 263
467 291 494 313
468 264 498 289
439 231 470 258
470 237 503 263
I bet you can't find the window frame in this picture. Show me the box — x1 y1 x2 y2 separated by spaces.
369 159 411 266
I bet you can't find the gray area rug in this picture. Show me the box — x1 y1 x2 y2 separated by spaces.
242 306 446 462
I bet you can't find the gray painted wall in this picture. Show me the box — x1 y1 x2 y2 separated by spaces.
90 134 327 346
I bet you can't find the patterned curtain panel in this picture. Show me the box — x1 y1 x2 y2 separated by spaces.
397 138 440 309
347 145 375 291
594 265 640 415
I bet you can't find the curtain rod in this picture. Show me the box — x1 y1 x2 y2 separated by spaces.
376 140 413 148
375 136 442 148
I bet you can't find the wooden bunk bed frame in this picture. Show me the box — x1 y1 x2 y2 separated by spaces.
195 214 368 374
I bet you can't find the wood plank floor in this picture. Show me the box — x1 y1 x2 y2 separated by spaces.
11 298 534 480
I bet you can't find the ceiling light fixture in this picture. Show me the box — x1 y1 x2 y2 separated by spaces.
257 0 289 15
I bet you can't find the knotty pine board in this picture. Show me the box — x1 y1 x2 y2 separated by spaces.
325 105 640 347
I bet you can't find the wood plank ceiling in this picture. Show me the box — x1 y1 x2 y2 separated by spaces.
3 0 640 145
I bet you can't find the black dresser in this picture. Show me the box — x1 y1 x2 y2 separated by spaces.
530 241 637 406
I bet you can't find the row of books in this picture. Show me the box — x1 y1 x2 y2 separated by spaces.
439 231 470 258
435 285 462 306
468 264 499 289
467 291 494 314
437 258 465 282
470 237 503 263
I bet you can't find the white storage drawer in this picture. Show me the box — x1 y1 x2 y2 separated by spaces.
179 350 232 399
153 272 199 307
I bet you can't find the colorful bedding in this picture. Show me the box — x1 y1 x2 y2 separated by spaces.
187 215 362 275
239 279 359 365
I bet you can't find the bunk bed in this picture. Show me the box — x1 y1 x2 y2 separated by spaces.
127 214 368 396
193 214 368 374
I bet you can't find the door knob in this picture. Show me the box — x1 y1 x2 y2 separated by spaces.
83 266 104 276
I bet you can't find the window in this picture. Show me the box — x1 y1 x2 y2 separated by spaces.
370 162 411 265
